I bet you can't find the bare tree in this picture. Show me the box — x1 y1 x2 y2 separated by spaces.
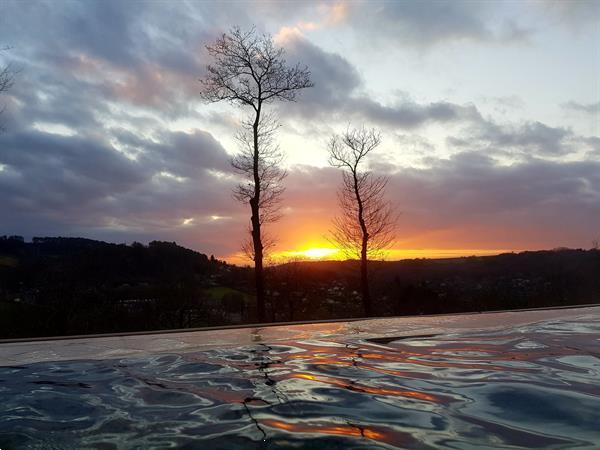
328 126 396 316
200 27 313 322
0 46 14 130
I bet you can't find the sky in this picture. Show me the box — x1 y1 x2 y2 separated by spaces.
0 0 599 264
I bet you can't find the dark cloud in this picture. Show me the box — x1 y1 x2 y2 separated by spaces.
284 35 361 113
1 0 221 123
63 0 140 67
0 126 246 256
140 130 231 178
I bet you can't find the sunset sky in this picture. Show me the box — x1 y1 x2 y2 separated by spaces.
1 0 599 264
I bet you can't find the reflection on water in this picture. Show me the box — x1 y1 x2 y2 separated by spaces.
1 316 600 449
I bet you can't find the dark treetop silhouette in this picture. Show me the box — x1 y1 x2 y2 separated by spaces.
328 126 396 316
200 27 313 322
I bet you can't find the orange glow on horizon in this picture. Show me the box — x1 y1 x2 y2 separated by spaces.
279 247 341 260
223 246 511 265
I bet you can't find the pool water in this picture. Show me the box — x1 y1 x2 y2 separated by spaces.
1 315 600 449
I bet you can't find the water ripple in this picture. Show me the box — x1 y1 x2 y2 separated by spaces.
2 315 600 449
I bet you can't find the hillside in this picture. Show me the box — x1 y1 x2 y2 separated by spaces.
271 250 600 319
1 235 599 338
0 236 247 338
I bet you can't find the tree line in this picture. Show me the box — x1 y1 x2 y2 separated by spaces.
2 236 598 338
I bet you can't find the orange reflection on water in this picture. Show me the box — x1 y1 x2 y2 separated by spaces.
262 419 386 440
291 373 441 403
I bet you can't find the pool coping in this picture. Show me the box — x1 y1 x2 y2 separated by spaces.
1 304 599 366
1 302 599 344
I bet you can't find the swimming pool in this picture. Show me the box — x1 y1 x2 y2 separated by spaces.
1 307 599 449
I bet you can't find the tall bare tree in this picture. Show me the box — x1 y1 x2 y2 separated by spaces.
328 127 395 316
200 27 312 322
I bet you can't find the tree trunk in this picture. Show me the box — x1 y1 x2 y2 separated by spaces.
250 198 265 322
353 171 371 317
252 103 266 323
360 238 371 316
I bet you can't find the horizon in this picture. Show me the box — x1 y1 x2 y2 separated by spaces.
5 234 595 267
1 0 599 264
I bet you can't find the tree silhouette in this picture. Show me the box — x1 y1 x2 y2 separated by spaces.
328 126 395 316
200 27 313 322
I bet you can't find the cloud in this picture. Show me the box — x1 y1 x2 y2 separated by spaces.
538 0 600 30
1 0 219 124
353 98 481 130
2 121 599 258
1 0 598 260
447 119 584 157
561 100 600 115
273 153 600 251
391 154 600 248
0 126 247 256
344 0 532 48
270 1 533 49
279 33 482 130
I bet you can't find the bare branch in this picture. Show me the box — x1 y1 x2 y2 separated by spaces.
200 26 313 109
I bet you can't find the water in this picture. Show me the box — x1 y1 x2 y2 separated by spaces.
1 315 600 449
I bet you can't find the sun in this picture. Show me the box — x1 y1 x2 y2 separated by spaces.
273 246 341 261
300 247 339 259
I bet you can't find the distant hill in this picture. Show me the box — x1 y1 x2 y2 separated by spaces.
0 236 242 338
1 235 599 338
0 236 219 284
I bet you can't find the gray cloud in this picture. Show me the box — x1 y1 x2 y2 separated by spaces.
274 153 600 250
562 100 600 115
345 0 532 48
1 0 598 259
354 98 481 129
2 121 599 257
282 35 361 114
390 153 600 248
538 0 600 29
0 126 247 256
447 119 582 157
280 34 482 130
